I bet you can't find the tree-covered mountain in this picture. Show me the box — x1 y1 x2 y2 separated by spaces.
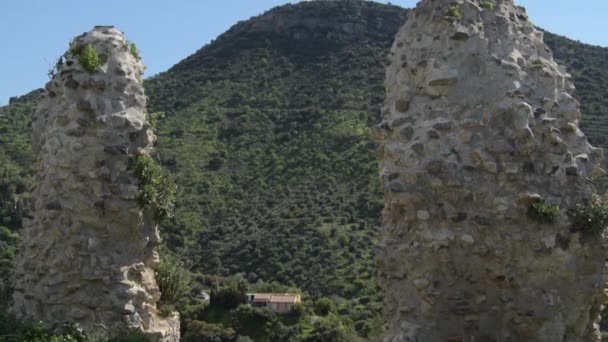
0 89 40 304
1 0 608 339
145 0 407 300
544 32 608 148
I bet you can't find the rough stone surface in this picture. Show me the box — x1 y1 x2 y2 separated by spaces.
377 1 608 341
12 26 179 341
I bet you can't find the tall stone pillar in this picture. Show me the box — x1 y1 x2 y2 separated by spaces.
377 1 608 341
13 26 179 341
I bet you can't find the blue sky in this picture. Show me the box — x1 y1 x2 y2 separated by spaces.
0 0 606 105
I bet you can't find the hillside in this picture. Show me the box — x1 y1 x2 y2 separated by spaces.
145 2 608 305
1 0 608 338
544 32 608 148
145 0 407 299
0 90 39 304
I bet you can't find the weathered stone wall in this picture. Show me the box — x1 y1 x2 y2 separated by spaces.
12 26 178 341
377 0 608 341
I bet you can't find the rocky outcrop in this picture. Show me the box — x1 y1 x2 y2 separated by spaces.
377 0 608 341
12 27 179 341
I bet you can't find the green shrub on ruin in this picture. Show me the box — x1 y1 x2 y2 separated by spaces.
128 154 176 221
73 44 100 73
56 56 64 71
532 59 545 67
445 3 463 19
528 200 560 224
146 111 165 130
69 39 82 55
129 42 141 60
70 42 100 73
123 40 141 60
155 249 191 309
568 195 608 236
480 1 494 10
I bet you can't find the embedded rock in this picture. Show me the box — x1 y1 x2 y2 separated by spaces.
12 26 179 341
377 1 608 341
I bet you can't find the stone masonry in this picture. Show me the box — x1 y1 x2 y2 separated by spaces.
12 27 179 341
377 0 608 341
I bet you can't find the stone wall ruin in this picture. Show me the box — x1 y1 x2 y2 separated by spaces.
12 26 179 341
377 0 608 341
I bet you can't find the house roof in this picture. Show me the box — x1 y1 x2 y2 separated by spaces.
269 295 299 303
252 293 273 302
251 293 299 304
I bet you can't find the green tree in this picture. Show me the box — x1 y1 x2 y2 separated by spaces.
314 297 334 316
183 321 236 342
300 320 349 342
155 249 192 309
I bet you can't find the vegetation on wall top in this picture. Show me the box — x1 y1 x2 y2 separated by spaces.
70 43 100 73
